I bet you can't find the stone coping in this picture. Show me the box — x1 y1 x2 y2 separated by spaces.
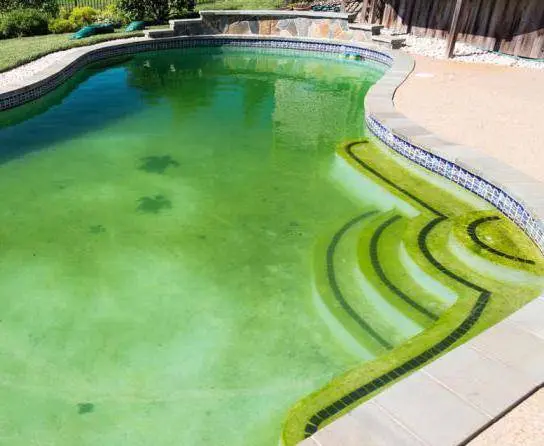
363 50 544 254
300 296 544 446
0 30 542 446
199 9 350 20
0 35 392 109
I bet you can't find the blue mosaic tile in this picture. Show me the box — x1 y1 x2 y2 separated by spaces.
0 36 392 111
366 115 544 252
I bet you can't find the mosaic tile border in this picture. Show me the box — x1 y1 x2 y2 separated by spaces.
0 35 392 111
366 115 544 253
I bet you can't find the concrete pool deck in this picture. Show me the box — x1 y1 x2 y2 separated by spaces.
395 55 544 183
469 389 544 446
396 58 544 445
300 296 544 446
395 56 544 444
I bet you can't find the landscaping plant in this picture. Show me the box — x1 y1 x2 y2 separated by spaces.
0 8 50 38
117 0 195 22
0 0 59 16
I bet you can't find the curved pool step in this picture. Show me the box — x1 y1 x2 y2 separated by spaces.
314 210 433 355
447 213 544 285
359 213 453 326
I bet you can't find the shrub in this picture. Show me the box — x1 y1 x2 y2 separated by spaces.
48 17 76 34
0 8 50 38
96 3 130 27
58 6 71 20
147 0 169 22
169 0 192 17
117 0 195 22
68 6 99 30
117 0 147 21
0 0 59 17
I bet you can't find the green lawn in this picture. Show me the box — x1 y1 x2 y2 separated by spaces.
0 0 283 74
0 29 156 73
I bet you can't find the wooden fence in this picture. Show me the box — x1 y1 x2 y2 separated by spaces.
347 0 544 59
57 0 112 9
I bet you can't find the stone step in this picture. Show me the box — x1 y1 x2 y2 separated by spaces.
381 27 409 36
144 28 175 39
347 11 358 23
169 17 203 30
348 23 383 35
372 34 406 49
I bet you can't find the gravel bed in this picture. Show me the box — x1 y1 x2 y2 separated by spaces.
0 37 146 90
401 34 544 70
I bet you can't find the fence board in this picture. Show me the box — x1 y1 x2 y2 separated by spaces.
57 0 113 8
356 0 544 59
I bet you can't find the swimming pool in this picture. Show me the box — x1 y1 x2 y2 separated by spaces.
0 45 542 446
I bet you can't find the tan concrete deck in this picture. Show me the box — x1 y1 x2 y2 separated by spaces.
395 55 544 446
394 55 544 183
469 389 544 446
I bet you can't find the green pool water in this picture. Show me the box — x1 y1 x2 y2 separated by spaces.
0 48 386 445
1 46 542 446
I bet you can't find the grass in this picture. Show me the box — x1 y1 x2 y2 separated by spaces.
0 27 168 73
0 0 283 74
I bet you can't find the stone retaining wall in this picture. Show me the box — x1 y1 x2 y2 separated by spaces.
199 10 354 41
168 11 375 43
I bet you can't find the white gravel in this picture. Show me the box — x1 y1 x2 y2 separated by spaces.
0 37 146 91
0 47 80 89
401 34 544 70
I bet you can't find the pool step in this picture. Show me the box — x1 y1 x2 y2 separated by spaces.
372 34 406 49
144 28 175 39
169 17 204 36
315 209 454 356
358 214 454 328
401 215 474 303
447 213 544 285
348 23 383 36
314 211 401 357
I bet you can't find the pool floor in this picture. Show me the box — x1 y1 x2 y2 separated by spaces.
0 48 385 445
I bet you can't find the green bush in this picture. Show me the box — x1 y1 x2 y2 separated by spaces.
147 0 169 22
117 0 194 22
96 3 129 26
68 6 99 29
170 9 199 20
57 6 71 20
117 0 147 21
0 8 50 38
48 17 76 34
0 0 59 17
169 0 191 17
